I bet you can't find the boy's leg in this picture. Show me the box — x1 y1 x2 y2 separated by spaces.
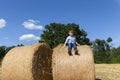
68 43 72 56
73 43 79 55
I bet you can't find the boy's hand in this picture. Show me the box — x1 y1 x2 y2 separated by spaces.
77 43 80 46
76 42 80 46
63 41 67 47
63 44 66 47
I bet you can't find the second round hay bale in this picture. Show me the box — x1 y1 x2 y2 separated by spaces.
2 43 53 80
52 45 95 80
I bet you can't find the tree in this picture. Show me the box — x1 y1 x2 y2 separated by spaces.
111 47 120 63
0 46 6 61
107 37 112 43
39 23 91 48
92 37 113 63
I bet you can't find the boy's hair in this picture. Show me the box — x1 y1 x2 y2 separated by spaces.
69 29 74 33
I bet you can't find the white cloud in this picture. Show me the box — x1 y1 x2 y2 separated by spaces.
0 19 6 29
19 34 40 41
22 19 44 30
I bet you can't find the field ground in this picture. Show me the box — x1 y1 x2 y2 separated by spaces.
0 68 1 80
95 64 120 80
0 64 120 80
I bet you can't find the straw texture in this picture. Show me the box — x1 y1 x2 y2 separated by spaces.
52 44 95 80
2 43 53 80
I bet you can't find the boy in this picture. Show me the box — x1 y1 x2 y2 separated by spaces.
64 29 80 56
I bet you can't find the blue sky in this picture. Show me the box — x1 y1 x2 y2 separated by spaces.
0 0 120 47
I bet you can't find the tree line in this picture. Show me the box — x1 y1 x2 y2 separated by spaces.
0 23 120 64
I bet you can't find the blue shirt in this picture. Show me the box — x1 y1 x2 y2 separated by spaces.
66 36 76 44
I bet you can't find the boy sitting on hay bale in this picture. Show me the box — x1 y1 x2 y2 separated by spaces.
64 29 80 56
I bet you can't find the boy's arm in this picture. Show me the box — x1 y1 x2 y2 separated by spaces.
75 37 80 46
64 37 68 47
64 40 67 47
76 42 80 46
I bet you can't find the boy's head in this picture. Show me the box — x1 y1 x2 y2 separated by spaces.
68 29 74 36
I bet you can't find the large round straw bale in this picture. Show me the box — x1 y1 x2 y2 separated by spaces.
52 44 95 80
2 43 53 80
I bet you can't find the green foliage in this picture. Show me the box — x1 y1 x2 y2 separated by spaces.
93 37 112 52
0 46 6 61
92 37 120 63
107 37 112 43
39 23 91 48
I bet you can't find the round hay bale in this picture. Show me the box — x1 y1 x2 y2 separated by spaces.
2 43 53 80
52 44 95 80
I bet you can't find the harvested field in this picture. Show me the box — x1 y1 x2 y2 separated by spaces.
95 64 120 80
0 68 1 80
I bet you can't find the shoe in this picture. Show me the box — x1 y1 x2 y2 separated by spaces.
68 51 72 56
75 51 80 55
